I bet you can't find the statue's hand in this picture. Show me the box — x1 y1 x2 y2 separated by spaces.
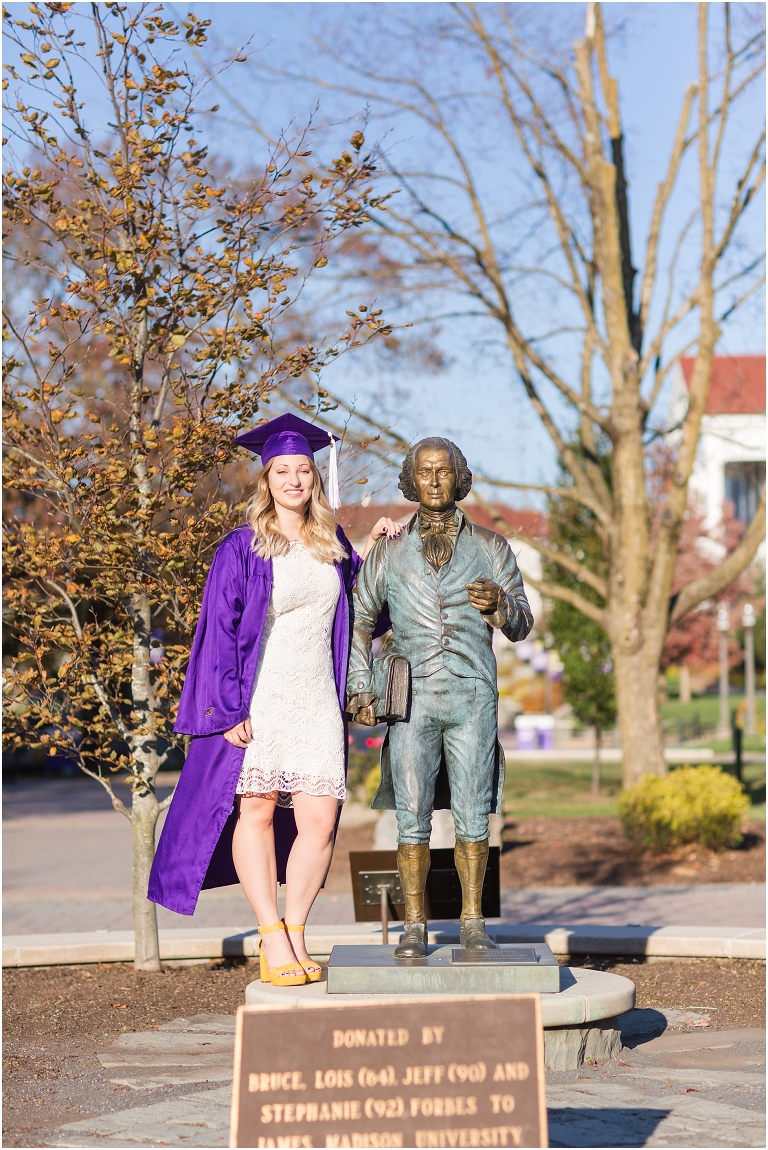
466 578 502 614
466 578 509 628
347 693 379 726
355 703 379 727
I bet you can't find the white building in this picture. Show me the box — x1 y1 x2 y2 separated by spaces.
670 355 765 535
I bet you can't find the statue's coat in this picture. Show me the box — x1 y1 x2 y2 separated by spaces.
347 510 534 823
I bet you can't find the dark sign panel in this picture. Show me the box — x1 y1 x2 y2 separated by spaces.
350 849 501 923
231 995 547 1148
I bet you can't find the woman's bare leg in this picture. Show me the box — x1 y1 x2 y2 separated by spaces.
232 794 303 976
284 793 340 967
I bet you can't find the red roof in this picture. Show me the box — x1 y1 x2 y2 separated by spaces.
680 355 765 415
466 503 547 537
336 503 414 539
337 501 547 540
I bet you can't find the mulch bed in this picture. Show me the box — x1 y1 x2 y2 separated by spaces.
588 958 766 1031
3 961 254 1148
3 955 763 1044
3 961 255 1150
3 960 255 1042
500 817 766 886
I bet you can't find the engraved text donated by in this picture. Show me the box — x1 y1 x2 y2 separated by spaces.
233 999 546 1148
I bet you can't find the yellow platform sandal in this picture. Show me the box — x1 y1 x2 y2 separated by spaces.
258 922 307 987
284 922 323 983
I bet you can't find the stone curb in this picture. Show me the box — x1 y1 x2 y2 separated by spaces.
3 922 764 967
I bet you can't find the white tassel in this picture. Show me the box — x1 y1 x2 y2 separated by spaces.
327 433 341 510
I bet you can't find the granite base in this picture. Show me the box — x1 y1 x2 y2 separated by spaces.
327 942 561 994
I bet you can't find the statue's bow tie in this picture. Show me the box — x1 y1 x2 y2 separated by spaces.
418 509 459 569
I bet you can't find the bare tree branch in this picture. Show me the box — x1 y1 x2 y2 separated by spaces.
300 381 612 517
714 133 766 262
78 763 131 819
638 83 697 339
470 488 608 598
526 574 608 627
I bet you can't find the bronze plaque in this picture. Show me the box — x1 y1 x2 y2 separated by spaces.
231 994 547 1148
450 948 539 966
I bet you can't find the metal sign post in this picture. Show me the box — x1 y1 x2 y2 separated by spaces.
379 883 389 945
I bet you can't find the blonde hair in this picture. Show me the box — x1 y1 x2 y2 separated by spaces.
246 457 347 564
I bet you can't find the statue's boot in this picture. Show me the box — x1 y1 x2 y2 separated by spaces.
455 838 497 950
393 843 430 959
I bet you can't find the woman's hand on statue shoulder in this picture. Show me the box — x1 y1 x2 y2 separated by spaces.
363 517 403 559
224 718 252 748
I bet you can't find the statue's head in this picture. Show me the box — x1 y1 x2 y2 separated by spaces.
398 437 473 510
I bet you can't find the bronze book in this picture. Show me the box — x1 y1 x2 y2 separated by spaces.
372 654 411 723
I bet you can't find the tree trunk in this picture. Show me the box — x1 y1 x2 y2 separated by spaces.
591 728 601 796
613 646 666 787
129 590 162 971
132 790 161 971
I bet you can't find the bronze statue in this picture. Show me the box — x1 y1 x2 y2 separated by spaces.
348 438 534 958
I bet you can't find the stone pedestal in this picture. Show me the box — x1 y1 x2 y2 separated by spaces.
244 965 635 1071
327 942 561 994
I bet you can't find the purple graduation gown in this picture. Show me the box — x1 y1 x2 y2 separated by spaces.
148 523 363 916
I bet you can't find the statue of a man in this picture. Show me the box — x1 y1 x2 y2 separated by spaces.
347 438 534 958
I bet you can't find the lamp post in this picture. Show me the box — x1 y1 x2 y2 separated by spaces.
716 605 731 739
742 603 756 737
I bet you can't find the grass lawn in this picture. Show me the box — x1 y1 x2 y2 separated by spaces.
661 693 766 722
700 735 767 754
503 756 766 820
661 694 766 742
504 758 624 818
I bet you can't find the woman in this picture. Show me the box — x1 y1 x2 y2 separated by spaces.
148 413 400 985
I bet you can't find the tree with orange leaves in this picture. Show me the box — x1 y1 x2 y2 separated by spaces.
2 2 390 969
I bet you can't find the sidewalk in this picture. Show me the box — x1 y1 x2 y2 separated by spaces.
4 883 766 935
501 745 765 765
500 883 765 928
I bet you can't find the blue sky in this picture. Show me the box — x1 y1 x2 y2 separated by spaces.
4 2 764 503
182 2 766 500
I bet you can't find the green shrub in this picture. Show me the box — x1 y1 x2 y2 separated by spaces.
618 766 750 853
363 763 381 807
346 748 382 807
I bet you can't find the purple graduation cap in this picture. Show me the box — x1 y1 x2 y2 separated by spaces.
233 413 341 508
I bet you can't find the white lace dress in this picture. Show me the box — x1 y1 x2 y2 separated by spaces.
236 541 346 803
